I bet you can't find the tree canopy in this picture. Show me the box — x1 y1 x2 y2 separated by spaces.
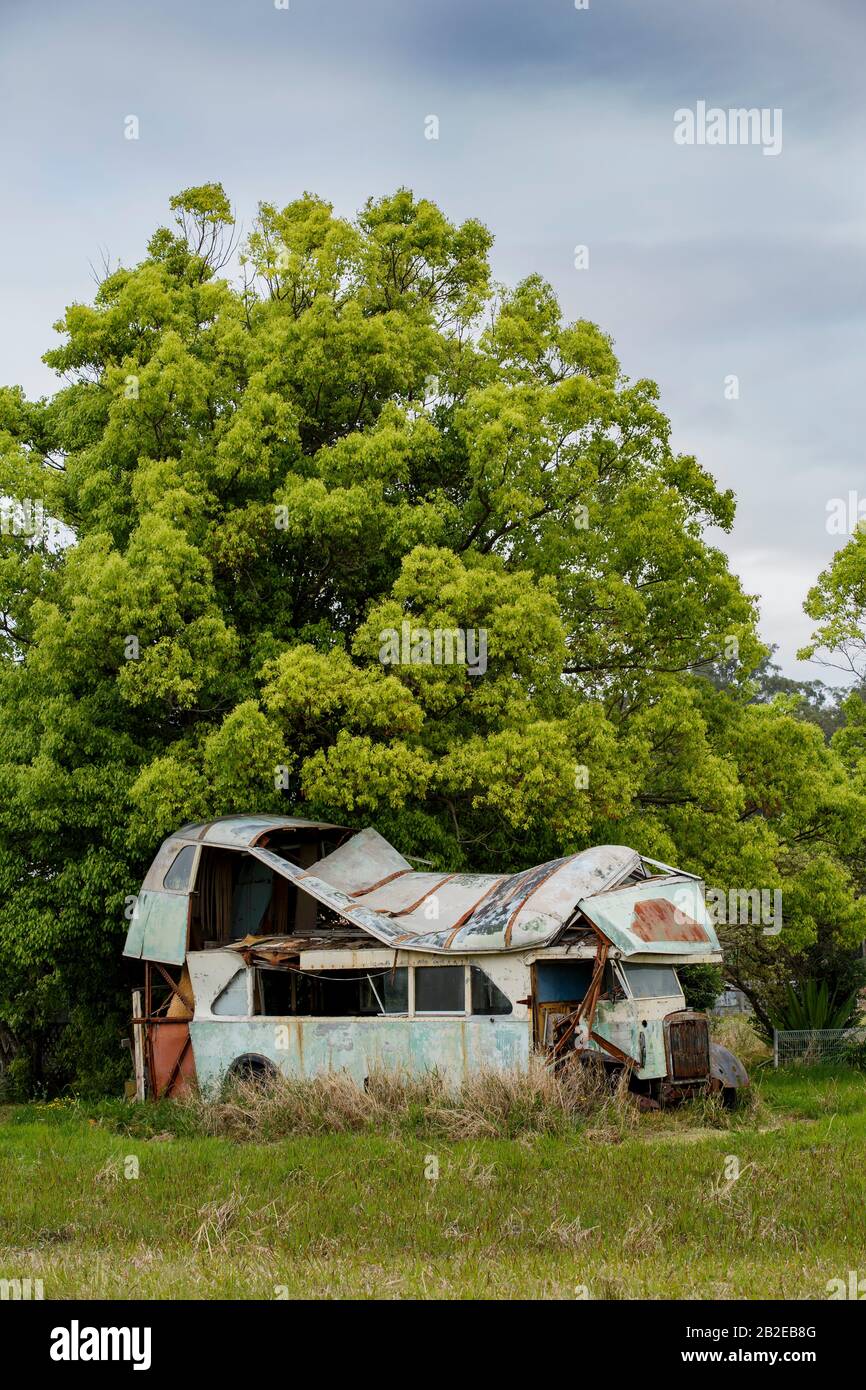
1 183 864 1088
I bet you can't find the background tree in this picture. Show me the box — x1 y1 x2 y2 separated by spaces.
1 184 864 1091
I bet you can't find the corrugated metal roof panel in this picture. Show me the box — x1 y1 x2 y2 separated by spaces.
248 835 642 954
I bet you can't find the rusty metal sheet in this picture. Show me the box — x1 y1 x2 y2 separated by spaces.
375 844 639 953
351 870 466 913
505 849 640 948
248 837 640 954
149 1021 196 1098
665 1011 711 1080
578 877 720 957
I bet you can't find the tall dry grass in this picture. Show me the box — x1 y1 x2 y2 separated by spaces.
711 1014 771 1070
180 1055 638 1142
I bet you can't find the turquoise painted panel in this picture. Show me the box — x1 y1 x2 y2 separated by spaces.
641 1022 668 1078
123 902 146 959
138 891 189 966
592 1001 641 1065
592 1004 668 1080
189 1017 531 1092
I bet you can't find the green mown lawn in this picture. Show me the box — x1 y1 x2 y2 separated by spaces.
1 1066 864 1299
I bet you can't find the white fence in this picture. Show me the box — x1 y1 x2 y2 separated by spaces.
773 1027 866 1067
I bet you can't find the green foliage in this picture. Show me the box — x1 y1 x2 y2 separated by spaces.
800 529 866 682
770 979 859 1033
1 183 865 1092
678 963 725 1014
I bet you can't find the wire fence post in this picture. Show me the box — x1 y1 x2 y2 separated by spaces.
773 1028 779 1069
132 990 146 1102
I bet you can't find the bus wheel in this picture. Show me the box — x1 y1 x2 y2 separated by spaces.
225 1053 278 1088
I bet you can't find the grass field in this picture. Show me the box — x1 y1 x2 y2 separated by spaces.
1 1062 865 1300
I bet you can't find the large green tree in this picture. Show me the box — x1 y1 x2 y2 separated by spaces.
1 184 863 1089
793 528 866 1015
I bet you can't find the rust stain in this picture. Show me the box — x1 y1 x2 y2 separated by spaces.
149 1022 196 1097
504 859 569 947
630 898 709 944
390 874 459 917
442 876 509 947
348 868 413 898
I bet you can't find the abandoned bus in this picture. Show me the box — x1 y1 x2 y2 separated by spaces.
123 814 748 1103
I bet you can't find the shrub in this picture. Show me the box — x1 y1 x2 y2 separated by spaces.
770 979 859 1032
678 963 725 1014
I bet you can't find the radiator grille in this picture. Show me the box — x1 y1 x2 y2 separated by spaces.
667 1014 710 1080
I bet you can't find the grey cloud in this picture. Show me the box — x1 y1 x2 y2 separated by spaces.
1 0 864 679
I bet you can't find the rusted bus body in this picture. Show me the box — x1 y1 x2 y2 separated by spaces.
123 815 748 1101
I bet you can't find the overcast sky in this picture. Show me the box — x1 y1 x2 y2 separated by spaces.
2 0 864 680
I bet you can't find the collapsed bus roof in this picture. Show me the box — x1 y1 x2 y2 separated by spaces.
127 822 719 963
243 831 641 955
